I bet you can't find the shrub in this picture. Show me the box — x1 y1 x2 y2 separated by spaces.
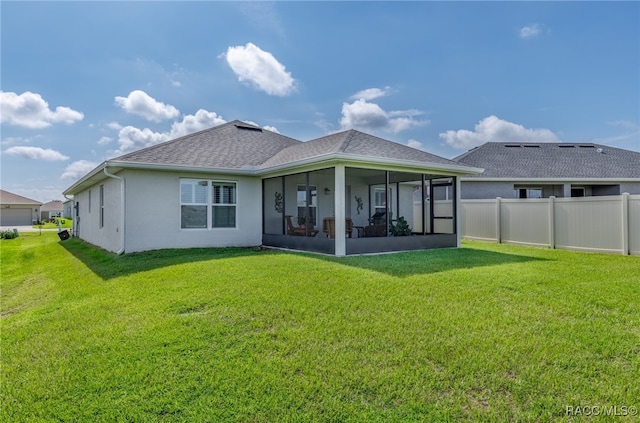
390 216 412 236
1 229 19 240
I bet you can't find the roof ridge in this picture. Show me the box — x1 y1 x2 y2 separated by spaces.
112 120 241 161
340 129 357 152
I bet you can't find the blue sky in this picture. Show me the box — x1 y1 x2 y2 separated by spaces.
1 1 639 202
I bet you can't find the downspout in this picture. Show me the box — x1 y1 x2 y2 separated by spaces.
103 167 125 255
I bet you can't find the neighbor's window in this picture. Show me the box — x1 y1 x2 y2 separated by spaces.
180 179 237 229
99 185 104 228
88 190 92 213
515 188 542 199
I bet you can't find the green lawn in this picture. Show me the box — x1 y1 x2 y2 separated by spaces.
1 233 639 422
32 218 73 229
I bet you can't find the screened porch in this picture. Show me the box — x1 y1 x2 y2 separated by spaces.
261 165 459 256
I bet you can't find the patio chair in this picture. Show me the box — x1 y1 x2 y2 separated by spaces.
285 215 318 237
322 217 354 239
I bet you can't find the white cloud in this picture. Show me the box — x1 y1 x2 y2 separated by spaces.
5 146 69 161
350 87 392 101
116 126 169 155
340 99 428 133
440 115 559 149
114 90 180 122
98 136 113 145
107 121 123 130
61 160 99 180
224 42 296 96
0 91 84 128
263 125 280 134
519 24 544 39
115 109 227 154
407 139 423 150
168 109 226 139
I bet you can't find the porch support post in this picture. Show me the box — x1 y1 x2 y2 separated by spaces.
281 176 286 235
454 176 461 248
305 172 311 237
429 178 435 234
421 174 426 235
385 171 390 236
334 164 346 256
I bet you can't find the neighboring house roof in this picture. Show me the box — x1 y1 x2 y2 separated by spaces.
0 189 42 205
65 120 480 195
41 200 64 212
454 142 640 179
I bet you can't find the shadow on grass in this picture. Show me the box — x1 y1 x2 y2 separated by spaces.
60 237 273 280
315 246 550 277
62 237 548 280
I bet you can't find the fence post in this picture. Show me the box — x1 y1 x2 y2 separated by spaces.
622 192 629 255
496 197 502 243
549 196 556 249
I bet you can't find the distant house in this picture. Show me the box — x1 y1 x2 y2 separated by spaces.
454 142 640 199
41 200 64 221
63 200 74 219
64 121 480 255
0 189 42 226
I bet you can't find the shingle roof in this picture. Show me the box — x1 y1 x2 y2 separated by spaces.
41 200 64 211
0 189 42 205
454 142 640 179
112 121 469 171
258 129 463 168
113 120 301 169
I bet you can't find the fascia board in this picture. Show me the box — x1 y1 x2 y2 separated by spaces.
106 160 258 175
257 153 483 177
460 177 640 183
63 161 108 195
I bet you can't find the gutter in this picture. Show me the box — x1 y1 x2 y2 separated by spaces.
103 167 125 255
107 153 483 178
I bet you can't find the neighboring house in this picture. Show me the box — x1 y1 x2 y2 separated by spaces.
0 189 42 226
41 200 64 221
63 200 74 219
64 121 480 256
454 142 640 199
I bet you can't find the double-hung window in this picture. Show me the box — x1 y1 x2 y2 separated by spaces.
180 179 236 229
212 182 236 228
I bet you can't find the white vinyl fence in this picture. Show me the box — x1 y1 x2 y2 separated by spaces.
461 194 640 255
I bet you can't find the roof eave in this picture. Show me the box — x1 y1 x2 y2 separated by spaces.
460 177 640 182
258 153 483 177
63 161 108 195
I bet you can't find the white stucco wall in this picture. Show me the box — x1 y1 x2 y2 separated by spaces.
74 176 123 253
123 169 262 253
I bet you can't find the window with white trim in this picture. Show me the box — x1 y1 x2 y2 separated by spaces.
180 179 237 229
